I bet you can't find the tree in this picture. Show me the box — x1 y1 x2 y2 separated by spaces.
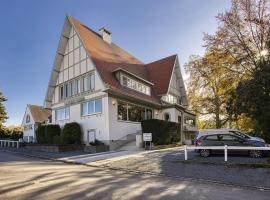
0 91 8 127
227 60 270 142
205 0 270 76
185 49 239 128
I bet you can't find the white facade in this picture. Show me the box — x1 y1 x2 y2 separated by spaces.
22 107 35 142
44 16 196 147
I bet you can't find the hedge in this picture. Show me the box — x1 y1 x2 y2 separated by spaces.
141 119 181 145
35 125 46 143
44 124 61 144
62 122 82 144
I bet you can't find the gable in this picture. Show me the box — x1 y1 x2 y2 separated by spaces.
45 16 105 107
22 106 34 125
44 16 188 107
167 57 188 106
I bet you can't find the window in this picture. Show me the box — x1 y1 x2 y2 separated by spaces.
71 80 76 96
164 113 170 121
219 134 238 141
26 115 30 123
90 74 95 90
65 83 69 98
128 104 144 122
58 73 94 101
56 107 70 120
163 94 178 104
82 73 95 92
60 85 64 100
205 135 218 141
95 99 102 113
88 101 95 114
122 76 128 86
118 101 128 120
83 76 88 92
146 109 153 120
120 74 151 96
87 74 95 90
117 101 153 122
77 79 81 94
81 98 102 116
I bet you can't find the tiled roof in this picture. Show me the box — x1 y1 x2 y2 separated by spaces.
69 16 176 105
28 105 51 123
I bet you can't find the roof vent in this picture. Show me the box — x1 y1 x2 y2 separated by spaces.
99 27 112 44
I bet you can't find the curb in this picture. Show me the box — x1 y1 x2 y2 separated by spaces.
2 149 270 192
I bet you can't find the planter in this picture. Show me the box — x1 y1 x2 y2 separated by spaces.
84 145 109 153
25 144 83 153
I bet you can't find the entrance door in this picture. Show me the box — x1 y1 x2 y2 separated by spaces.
87 129 96 145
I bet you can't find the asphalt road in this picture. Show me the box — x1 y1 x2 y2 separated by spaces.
0 150 270 200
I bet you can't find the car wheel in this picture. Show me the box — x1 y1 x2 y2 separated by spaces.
249 150 263 158
200 149 210 157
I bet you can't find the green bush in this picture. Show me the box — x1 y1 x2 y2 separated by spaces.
44 124 61 144
35 125 46 144
62 122 82 144
53 135 61 145
141 119 181 145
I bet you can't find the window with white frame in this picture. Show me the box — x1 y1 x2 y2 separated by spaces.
56 107 70 121
120 74 151 95
58 73 95 101
117 101 153 122
163 94 179 104
81 98 102 116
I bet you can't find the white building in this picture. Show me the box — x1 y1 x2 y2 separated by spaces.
41 16 196 147
22 104 51 142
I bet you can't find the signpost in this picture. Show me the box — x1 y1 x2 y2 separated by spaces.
143 133 152 150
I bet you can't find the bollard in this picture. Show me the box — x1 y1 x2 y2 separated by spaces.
184 145 188 160
224 145 228 162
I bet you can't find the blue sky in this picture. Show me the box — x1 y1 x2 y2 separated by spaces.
0 0 230 125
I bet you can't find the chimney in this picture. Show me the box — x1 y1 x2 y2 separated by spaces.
99 27 112 44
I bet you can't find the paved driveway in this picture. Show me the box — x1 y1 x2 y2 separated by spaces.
1 150 270 200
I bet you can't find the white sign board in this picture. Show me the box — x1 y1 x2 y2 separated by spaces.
143 133 152 142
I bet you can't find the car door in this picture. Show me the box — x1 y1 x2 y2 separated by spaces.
203 134 222 154
219 134 245 155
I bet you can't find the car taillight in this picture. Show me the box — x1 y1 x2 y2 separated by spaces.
195 139 202 146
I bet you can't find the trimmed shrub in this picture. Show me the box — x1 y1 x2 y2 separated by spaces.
141 119 181 145
44 124 61 144
35 125 46 144
53 135 61 145
62 122 82 144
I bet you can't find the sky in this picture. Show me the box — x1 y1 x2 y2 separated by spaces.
0 0 231 125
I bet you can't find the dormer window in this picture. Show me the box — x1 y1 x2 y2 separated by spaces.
120 74 151 96
163 94 179 104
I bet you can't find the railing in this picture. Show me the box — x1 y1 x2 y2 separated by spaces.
0 140 19 148
184 145 270 162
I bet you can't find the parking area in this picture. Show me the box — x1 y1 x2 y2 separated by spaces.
89 147 270 189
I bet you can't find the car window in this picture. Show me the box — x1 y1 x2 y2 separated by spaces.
204 135 218 141
230 131 249 139
219 134 239 141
